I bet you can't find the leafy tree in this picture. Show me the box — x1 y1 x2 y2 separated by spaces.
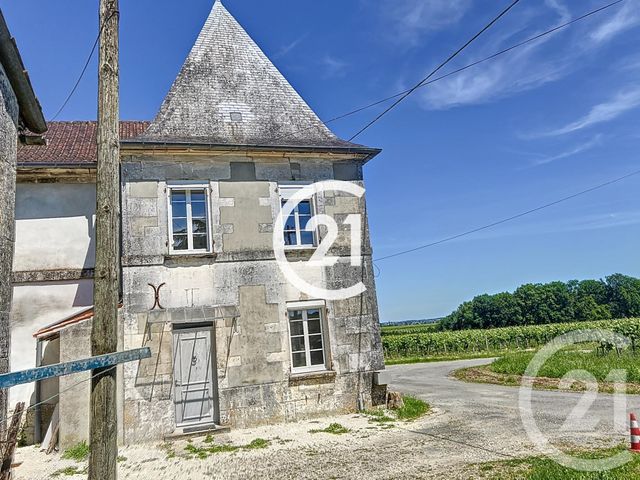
440 274 639 331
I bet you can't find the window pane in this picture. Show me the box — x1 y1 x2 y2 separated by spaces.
300 231 314 245
192 235 207 250
171 202 186 218
173 235 188 250
299 215 312 231
307 309 320 319
172 219 187 234
288 310 303 321
297 201 311 215
190 190 205 202
309 334 323 350
171 190 186 202
284 231 296 246
310 350 324 366
290 321 304 336
290 336 306 353
307 319 321 334
284 214 296 231
191 202 206 218
292 352 306 368
192 219 207 234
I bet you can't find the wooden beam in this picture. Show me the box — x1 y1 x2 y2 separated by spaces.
0 348 150 389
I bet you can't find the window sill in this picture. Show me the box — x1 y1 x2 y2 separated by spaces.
284 247 317 261
288 370 336 386
165 252 216 259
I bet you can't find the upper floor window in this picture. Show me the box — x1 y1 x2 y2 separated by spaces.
167 185 211 254
279 185 316 248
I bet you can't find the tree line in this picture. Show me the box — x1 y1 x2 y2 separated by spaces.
440 274 640 331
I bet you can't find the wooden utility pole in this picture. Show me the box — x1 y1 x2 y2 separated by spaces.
89 0 119 479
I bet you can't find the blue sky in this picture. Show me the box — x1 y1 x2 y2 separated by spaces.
3 0 640 321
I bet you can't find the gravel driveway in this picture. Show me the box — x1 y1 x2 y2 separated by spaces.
15 358 640 479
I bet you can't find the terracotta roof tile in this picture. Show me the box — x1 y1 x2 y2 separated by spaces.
17 121 149 166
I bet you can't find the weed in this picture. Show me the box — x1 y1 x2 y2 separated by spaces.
394 395 430 421
51 466 86 477
309 423 350 435
203 434 214 443
244 438 270 449
61 441 90 462
117 456 127 462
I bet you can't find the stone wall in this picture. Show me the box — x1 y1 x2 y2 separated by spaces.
0 62 19 423
120 155 384 442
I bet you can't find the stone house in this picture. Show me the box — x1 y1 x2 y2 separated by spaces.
12 1 384 447
0 8 47 428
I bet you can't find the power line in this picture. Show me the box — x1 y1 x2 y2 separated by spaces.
348 0 523 141
322 0 623 129
374 168 640 263
49 11 119 121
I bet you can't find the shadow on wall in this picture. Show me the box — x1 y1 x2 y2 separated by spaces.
15 183 96 270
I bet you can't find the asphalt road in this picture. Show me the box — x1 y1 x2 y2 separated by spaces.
380 358 640 458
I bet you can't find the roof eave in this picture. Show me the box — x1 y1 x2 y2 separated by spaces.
0 10 47 134
120 139 382 163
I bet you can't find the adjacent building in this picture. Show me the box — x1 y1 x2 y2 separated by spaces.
0 8 46 430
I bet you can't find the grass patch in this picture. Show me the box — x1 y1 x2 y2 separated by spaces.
244 438 269 449
394 395 430 420
51 466 86 477
363 409 395 423
454 347 640 394
183 437 270 459
490 349 640 382
61 441 90 462
309 423 350 435
470 445 640 479
117 456 127 463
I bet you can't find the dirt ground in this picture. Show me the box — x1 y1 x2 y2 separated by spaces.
14 408 516 480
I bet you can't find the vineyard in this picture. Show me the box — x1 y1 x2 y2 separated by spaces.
381 323 440 336
382 318 640 359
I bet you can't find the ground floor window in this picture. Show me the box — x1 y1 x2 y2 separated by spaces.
288 307 327 373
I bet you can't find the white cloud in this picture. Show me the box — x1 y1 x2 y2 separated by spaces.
402 0 639 110
321 55 348 78
529 135 603 166
273 35 307 60
590 0 640 44
415 2 570 109
542 88 640 136
385 0 472 45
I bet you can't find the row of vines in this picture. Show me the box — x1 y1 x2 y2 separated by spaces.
382 318 640 358
381 323 441 336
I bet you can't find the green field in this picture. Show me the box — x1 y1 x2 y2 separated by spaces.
382 318 640 362
489 348 640 383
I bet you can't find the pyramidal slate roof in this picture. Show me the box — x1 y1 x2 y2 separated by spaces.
133 1 377 154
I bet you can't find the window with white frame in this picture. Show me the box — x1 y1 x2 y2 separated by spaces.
279 185 316 248
167 186 211 253
288 307 327 373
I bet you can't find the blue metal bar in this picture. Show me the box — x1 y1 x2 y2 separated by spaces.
0 347 152 389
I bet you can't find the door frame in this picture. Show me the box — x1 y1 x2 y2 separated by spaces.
172 323 219 427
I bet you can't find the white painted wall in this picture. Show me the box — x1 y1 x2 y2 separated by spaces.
14 183 95 271
10 280 93 404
